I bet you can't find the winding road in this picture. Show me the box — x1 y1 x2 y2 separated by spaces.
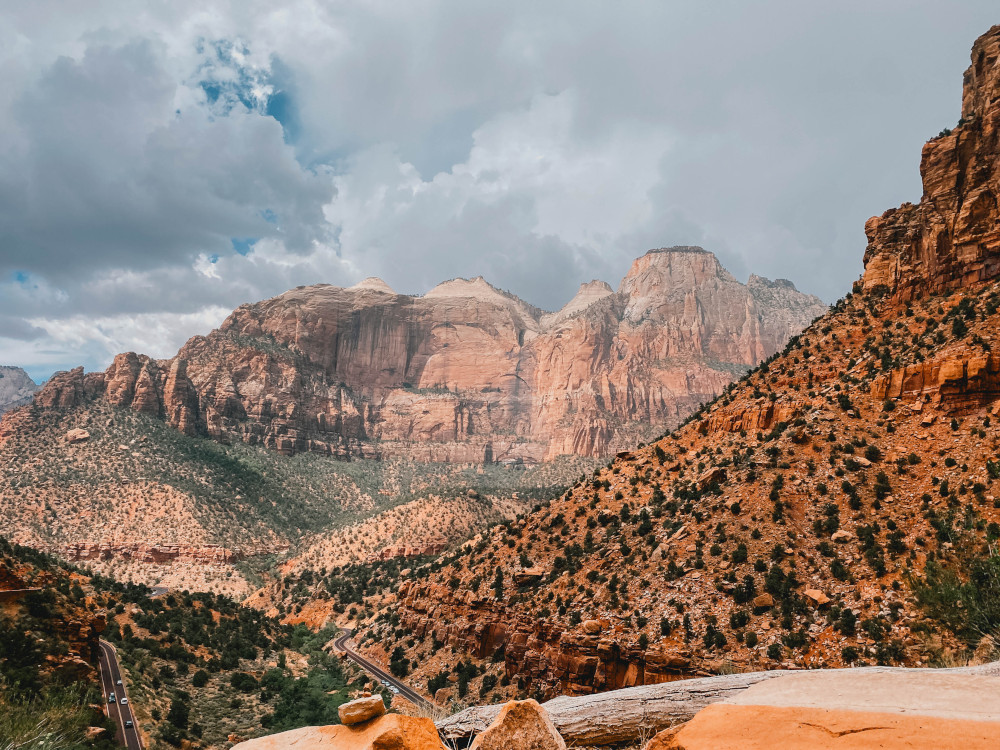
98 639 143 750
333 629 435 712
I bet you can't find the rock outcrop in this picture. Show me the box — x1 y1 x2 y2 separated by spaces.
57 542 258 565
231 714 446 750
29 250 824 463
470 700 566 750
0 366 38 414
862 26 1000 303
870 352 1000 414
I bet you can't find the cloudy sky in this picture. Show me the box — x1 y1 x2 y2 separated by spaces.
0 2 996 380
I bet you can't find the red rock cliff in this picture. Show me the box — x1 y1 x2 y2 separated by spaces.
31 249 824 462
863 25 1000 302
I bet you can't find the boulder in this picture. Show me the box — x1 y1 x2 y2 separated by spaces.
752 593 774 609
581 620 602 635
514 568 546 586
64 428 90 444
337 695 386 726
232 714 446 750
470 700 566 750
803 589 831 607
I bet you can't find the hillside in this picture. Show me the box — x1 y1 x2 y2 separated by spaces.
0 399 578 593
0 536 376 750
370 24 1000 705
29 249 824 464
0 538 117 749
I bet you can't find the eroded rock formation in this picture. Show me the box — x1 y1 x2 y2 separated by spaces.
31 249 824 462
862 25 1000 302
57 542 260 565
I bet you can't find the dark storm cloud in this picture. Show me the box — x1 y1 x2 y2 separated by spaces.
0 39 333 281
0 0 996 376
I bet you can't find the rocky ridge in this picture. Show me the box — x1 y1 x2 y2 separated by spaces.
29 250 824 463
368 25 1000 703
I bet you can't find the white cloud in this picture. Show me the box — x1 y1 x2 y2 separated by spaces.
0 0 998 376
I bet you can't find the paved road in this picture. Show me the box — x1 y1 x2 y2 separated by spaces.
333 629 435 712
98 639 143 750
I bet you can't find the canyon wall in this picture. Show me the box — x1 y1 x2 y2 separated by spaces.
863 25 1000 303
32 248 825 463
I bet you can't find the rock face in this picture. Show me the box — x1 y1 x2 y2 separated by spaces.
0 366 38 414
470 700 566 750
870 352 1000 414
231 714 446 750
31 249 824 463
57 542 257 565
863 25 1000 303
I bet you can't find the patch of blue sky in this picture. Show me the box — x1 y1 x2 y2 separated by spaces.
193 42 301 146
194 39 273 117
231 238 258 256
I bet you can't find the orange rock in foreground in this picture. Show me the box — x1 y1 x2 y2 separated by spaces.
231 714 446 750
470 699 566 750
651 704 1000 750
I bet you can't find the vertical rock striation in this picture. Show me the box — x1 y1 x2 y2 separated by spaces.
28 249 824 462
863 25 1000 302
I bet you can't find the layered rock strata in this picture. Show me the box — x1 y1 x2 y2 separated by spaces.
31 249 824 462
863 25 1000 302
56 542 272 565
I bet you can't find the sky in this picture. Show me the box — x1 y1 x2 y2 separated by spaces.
0 2 996 381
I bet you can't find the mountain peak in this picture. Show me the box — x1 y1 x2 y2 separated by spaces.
350 277 396 294
541 280 614 327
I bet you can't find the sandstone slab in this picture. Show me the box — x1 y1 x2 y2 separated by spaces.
651 704 1000 749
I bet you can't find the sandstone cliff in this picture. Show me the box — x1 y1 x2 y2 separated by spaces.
863 25 1000 302
31 249 824 463
0 365 39 414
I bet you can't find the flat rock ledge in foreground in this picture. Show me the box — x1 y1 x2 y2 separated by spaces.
437 660 1000 747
